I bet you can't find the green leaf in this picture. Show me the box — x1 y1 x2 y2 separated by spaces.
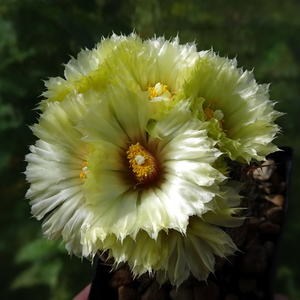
15 239 66 264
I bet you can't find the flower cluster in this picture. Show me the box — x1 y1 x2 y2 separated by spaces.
25 33 281 287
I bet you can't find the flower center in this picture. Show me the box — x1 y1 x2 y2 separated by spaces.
80 161 89 182
204 108 225 130
148 83 172 101
126 142 159 185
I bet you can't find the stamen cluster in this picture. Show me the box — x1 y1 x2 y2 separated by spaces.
126 142 159 184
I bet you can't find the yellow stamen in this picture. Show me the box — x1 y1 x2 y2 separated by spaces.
148 83 172 100
126 142 158 184
80 161 89 182
204 108 215 121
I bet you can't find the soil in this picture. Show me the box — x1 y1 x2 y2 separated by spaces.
88 147 293 300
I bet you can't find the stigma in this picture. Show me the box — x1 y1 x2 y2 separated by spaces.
204 108 225 130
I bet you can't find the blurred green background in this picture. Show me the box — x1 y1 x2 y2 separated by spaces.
0 0 299 299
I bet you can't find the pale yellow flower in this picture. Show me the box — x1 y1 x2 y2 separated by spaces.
184 51 282 163
41 33 199 114
78 86 228 245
